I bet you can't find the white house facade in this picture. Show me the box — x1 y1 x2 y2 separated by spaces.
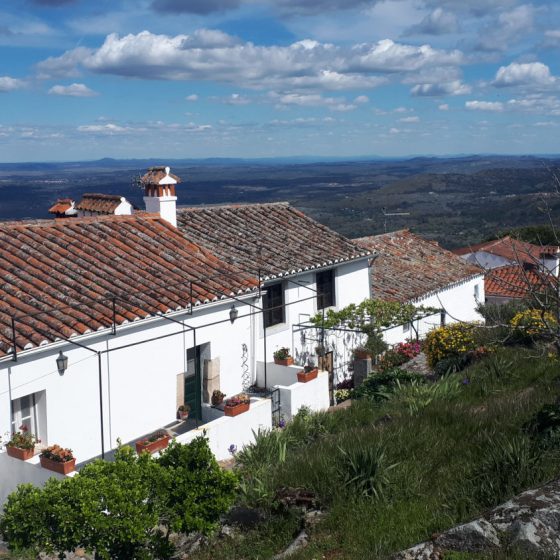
0 167 372 505
355 230 485 345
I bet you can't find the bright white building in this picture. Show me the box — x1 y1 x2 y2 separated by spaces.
0 166 372 504
355 230 485 345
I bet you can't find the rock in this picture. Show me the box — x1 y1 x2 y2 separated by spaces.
219 524 235 538
392 541 440 560
271 530 309 559
434 519 500 553
275 487 318 510
226 506 267 528
303 509 326 529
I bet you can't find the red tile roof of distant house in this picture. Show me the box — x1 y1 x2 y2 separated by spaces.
453 236 559 263
176 202 371 279
48 199 74 215
485 264 556 299
355 229 483 303
0 214 258 358
141 166 181 185
75 193 125 215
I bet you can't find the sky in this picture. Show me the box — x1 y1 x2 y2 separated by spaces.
1 0 560 161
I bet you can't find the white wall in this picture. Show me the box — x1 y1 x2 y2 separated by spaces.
0 299 255 465
0 452 66 507
258 260 370 373
383 276 485 345
275 370 330 420
176 397 271 461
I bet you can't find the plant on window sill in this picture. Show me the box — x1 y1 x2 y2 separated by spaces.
273 347 293 366
5 425 39 461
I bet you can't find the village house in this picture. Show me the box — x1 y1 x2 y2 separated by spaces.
0 167 372 505
355 230 485 344
453 236 560 305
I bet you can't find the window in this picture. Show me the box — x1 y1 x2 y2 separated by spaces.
403 322 410 333
11 392 45 439
317 269 335 309
440 311 446 327
474 284 480 300
264 282 285 328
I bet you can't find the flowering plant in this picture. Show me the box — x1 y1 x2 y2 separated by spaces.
393 341 422 360
211 390 225 406
273 347 291 360
510 309 557 338
225 393 250 407
7 425 39 450
40 444 74 463
424 322 479 367
178 404 191 413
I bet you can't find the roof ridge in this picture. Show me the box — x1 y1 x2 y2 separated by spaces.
0 213 161 230
178 201 290 212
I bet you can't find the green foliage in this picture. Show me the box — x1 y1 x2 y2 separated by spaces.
0 438 236 559
393 377 462 414
424 322 479 367
494 225 559 246
525 401 560 440
337 444 397 500
310 298 438 332
352 368 425 402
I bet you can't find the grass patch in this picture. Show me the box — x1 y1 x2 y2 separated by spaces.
191 347 560 560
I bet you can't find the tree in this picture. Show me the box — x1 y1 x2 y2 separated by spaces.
0 437 237 559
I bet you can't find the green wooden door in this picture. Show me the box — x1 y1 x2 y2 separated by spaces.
185 346 202 421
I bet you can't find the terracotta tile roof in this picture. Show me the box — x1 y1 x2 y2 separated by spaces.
175 202 371 280
453 236 559 263
48 199 74 215
75 193 125 215
355 229 483 303
0 214 258 358
485 264 556 299
141 166 181 185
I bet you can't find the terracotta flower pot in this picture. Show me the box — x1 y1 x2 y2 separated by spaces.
274 357 294 366
224 402 250 417
40 455 76 475
179 411 189 421
7 446 34 461
297 368 318 383
135 434 170 455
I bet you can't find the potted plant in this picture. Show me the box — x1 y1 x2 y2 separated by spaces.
273 347 294 366
177 404 191 421
297 364 318 383
40 445 75 475
211 390 225 406
5 425 38 461
135 430 171 455
224 393 251 417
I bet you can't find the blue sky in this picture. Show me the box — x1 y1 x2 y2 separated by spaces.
1 0 560 161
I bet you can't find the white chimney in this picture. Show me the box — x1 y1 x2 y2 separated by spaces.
142 166 179 227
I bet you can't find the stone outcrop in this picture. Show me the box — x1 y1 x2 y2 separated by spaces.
394 478 560 559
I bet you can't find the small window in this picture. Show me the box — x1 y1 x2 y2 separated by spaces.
317 269 335 309
264 283 285 328
440 311 446 327
403 322 410 333
474 284 480 299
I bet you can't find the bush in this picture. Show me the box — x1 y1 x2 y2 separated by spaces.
424 323 479 367
510 309 557 343
0 438 236 559
525 401 560 441
353 369 425 402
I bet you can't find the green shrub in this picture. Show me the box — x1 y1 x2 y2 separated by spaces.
353 368 425 402
424 323 479 367
525 401 560 442
393 377 462 415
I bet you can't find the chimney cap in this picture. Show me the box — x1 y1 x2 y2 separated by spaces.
141 166 181 186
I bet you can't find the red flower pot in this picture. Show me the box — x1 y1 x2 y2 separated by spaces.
224 402 250 417
7 446 34 461
40 455 76 475
274 357 294 366
297 368 318 383
135 434 170 455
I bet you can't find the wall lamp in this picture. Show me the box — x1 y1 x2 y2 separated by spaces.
229 305 238 324
56 350 68 376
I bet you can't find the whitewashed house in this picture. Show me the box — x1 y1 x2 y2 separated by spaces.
0 166 372 504
355 230 485 345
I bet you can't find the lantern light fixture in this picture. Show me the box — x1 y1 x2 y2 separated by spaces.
56 350 68 376
229 305 238 324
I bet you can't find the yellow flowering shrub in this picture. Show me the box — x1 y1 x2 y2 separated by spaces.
510 309 557 338
424 322 478 367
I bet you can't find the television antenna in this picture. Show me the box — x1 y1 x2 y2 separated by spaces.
381 207 410 232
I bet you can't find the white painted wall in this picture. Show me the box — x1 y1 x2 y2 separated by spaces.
176 397 271 461
0 452 66 507
143 195 178 227
0 299 255 466
383 276 485 345
275 370 330 420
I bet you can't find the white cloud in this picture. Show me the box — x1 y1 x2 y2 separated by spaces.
223 93 251 105
406 8 458 35
476 4 534 52
399 115 420 123
411 80 471 96
78 123 131 134
0 76 25 92
465 100 504 112
186 94 198 101
493 62 556 88
48 83 98 97
438 103 449 110
354 95 369 104
35 31 464 93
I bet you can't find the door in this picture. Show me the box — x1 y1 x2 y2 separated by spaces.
184 346 202 421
